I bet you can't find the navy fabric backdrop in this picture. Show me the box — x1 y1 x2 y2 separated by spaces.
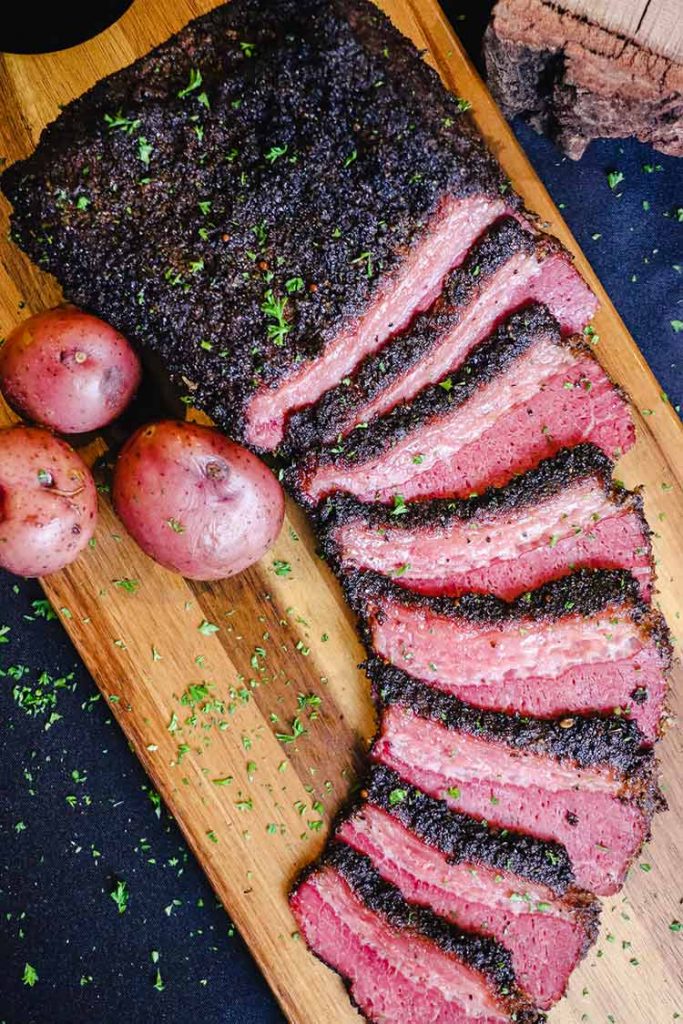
1 3 681 1022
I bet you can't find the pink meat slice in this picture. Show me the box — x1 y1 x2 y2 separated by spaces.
367 595 667 742
301 336 634 504
331 478 652 601
244 194 507 450
373 706 651 895
290 864 517 1024
338 804 590 1009
342 246 596 435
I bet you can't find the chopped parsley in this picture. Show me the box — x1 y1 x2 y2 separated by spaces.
390 494 408 516
137 137 153 166
113 578 139 593
275 716 307 744
265 144 288 163
22 963 38 987
110 879 129 914
261 289 292 347
198 619 219 636
388 788 408 805
178 68 203 98
607 170 624 191
103 111 140 133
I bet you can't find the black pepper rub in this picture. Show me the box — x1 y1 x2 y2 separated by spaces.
316 441 644 535
371 658 662 799
284 215 540 451
293 841 546 1022
1 0 510 449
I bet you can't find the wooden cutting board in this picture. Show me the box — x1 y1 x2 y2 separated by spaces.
1 1 681 1020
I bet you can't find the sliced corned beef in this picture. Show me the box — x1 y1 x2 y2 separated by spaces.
338 765 600 1008
249 194 509 450
290 843 544 1024
286 217 596 451
352 570 670 743
319 444 653 601
292 306 634 506
371 666 663 894
2 0 514 454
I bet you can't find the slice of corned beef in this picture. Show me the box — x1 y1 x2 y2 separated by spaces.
350 570 670 743
337 764 599 1008
1 0 512 455
285 217 596 451
319 444 653 601
290 843 544 1024
371 666 664 895
291 306 634 506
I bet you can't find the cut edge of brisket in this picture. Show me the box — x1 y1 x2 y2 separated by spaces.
247 192 511 450
348 568 671 743
290 842 545 1023
284 218 597 452
360 763 579 895
319 443 621 529
369 658 662 790
336 792 600 1008
316 443 654 601
289 304 634 505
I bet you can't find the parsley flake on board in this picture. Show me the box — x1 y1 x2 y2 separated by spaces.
198 619 219 636
113 578 139 593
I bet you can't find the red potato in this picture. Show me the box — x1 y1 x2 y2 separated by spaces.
0 425 97 576
113 420 285 580
0 307 141 433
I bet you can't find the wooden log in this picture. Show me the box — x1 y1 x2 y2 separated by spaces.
483 0 683 159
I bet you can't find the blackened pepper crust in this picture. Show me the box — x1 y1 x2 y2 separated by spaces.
357 763 578 893
284 215 540 451
291 843 547 1022
317 443 630 531
343 565 640 625
342 565 673 670
1 0 510 448
300 841 545 1018
370 658 662 795
360 764 601 950
288 303 563 488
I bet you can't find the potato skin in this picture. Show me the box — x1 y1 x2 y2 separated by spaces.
0 307 141 433
112 420 285 579
0 425 98 576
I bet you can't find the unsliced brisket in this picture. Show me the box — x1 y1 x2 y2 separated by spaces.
338 765 600 1008
292 306 633 505
290 843 544 1023
1 0 511 453
352 570 670 743
371 665 663 894
286 218 596 450
320 444 653 601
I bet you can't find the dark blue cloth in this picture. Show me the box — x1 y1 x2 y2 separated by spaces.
1 5 681 1022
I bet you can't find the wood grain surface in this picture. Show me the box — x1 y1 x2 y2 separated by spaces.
1 1 681 1020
